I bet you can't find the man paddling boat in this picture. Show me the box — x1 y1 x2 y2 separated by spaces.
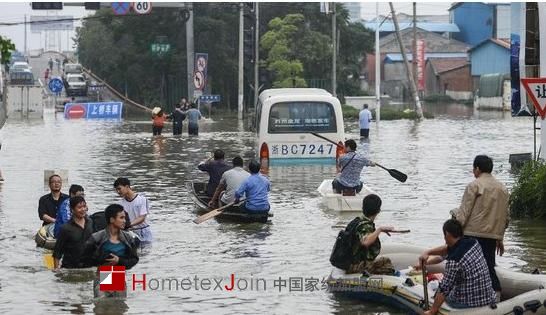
332 139 375 194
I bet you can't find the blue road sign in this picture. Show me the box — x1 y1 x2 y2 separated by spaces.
64 102 123 120
111 2 131 15
199 95 221 102
48 77 63 93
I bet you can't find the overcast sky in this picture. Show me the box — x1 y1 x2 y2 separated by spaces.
0 2 452 53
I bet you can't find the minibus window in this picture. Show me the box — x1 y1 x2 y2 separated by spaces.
268 102 337 133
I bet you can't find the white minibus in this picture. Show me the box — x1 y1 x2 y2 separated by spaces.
255 88 345 164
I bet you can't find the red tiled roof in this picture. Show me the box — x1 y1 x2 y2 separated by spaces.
428 58 469 75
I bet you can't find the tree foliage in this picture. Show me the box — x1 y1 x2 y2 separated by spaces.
76 3 374 109
0 35 16 65
510 161 546 219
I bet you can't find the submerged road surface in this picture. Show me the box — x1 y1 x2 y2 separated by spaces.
0 102 541 314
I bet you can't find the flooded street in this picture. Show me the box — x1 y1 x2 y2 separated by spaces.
0 105 540 314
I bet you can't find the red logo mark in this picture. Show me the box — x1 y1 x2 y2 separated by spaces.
99 266 126 291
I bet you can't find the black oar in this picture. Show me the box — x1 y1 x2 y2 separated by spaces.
375 163 407 183
310 132 408 183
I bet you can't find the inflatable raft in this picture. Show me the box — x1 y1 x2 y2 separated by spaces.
328 244 546 314
34 223 56 250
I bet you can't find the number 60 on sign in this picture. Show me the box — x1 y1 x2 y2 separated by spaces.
133 2 152 14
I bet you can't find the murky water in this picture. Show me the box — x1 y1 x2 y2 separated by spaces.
0 97 540 314
0 53 542 314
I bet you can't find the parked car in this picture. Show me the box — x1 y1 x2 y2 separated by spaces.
9 71 34 85
10 61 32 73
65 73 88 96
63 63 83 75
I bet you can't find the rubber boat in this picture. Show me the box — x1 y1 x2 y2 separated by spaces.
327 243 546 314
34 223 56 250
188 181 272 223
317 179 377 212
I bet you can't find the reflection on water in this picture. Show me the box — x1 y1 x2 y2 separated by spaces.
0 104 540 314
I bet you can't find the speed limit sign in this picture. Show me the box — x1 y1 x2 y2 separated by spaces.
133 2 152 14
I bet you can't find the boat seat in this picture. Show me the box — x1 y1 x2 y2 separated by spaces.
342 189 356 196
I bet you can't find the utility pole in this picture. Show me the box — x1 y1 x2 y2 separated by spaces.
186 3 194 102
412 3 417 88
540 3 546 159
253 2 259 108
375 3 380 123
331 2 337 97
24 15 27 56
238 3 244 120
389 2 423 119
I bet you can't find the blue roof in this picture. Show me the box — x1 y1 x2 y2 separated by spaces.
364 22 460 33
384 53 468 63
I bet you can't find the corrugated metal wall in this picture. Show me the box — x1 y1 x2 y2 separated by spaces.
452 3 493 45
470 42 510 76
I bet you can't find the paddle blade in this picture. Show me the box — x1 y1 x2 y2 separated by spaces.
43 253 54 270
388 169 407 183
193 209 223 224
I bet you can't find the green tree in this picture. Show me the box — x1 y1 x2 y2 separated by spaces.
260 14 309 87
0 35 16 65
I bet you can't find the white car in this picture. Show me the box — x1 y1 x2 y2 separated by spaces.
10 61 32 73
65 73 88 96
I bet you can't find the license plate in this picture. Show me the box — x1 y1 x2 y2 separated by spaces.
270 143 335 157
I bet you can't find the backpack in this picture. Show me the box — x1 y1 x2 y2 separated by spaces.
330 217 362 270
89 210 132 233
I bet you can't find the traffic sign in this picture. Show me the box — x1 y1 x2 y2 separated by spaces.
64 102 123 120
193 71 205 90
133 2 152 14
521 78 546 119
48 77 64 93
111 2 131 15
150 43 170 56
199 95 221 103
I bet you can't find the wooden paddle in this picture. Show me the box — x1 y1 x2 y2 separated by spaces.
193 200 245 224
310 132 408 183
421 260 430 310
43 252 55 270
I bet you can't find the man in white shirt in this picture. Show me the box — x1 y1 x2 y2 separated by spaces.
114 177 152 244
359 104 372 138
209 156 250 207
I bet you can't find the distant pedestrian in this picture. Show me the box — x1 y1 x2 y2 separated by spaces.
151 107 167 136
179 97 190 112
186 103 202 136
48 57 53 71
44 68 50 83
359 104 372 138
168 103 186 136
